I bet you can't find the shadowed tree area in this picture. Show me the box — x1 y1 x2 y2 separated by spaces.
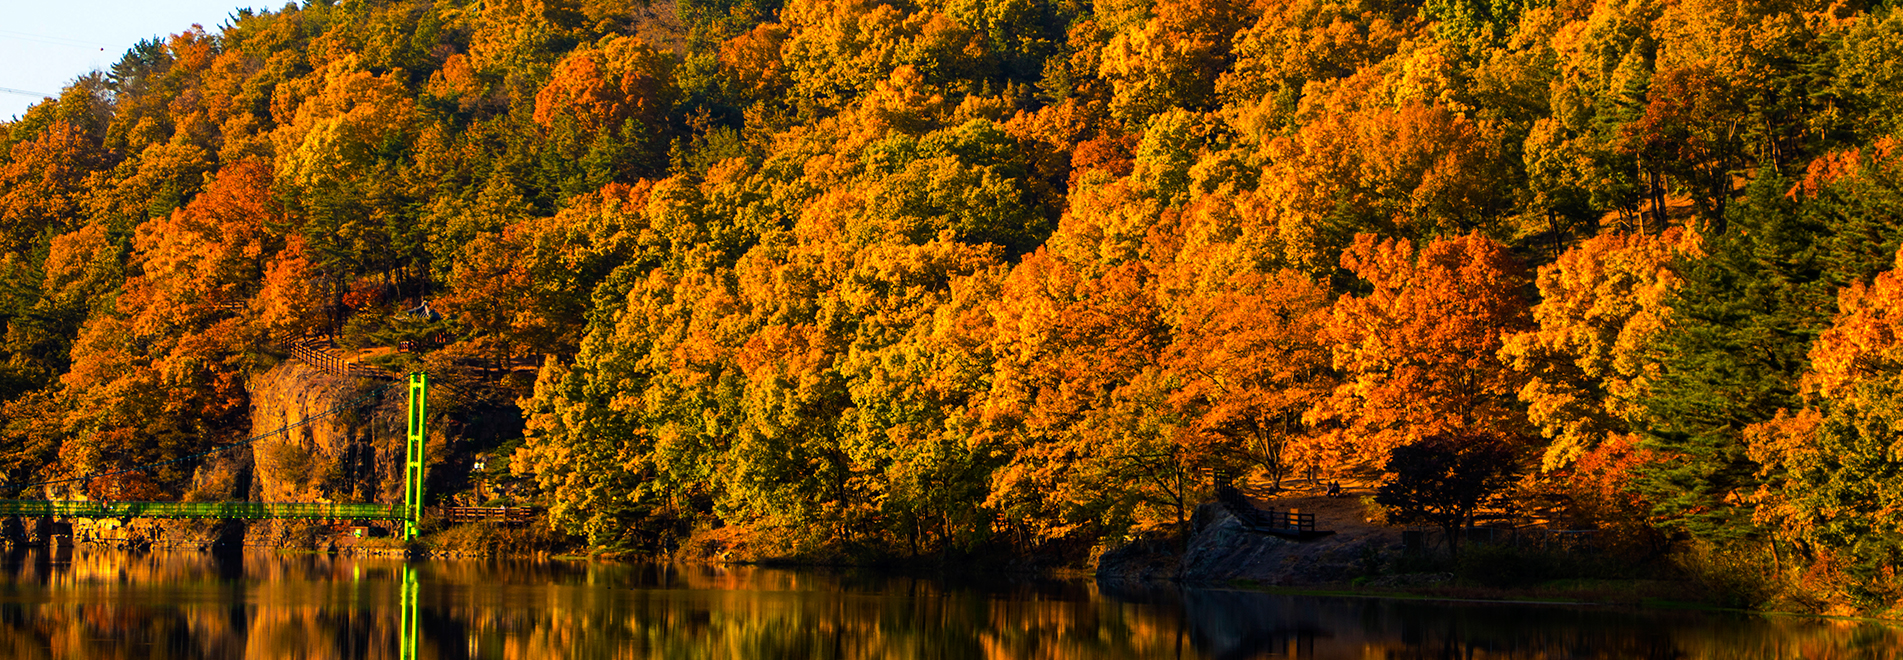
1375 433 1521 559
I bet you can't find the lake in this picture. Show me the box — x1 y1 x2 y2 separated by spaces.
0 546 1894 659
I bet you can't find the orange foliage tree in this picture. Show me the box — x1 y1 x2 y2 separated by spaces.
54 161 284 494
442 181 659 356
534 35 678 136
1805 247 1903 399
1502 228 1701 470
982 250 1182 544
1312 232 1532 470
1162 268 1332 490
1742 247 1903 609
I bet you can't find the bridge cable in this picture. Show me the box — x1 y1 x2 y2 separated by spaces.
1 380 400 494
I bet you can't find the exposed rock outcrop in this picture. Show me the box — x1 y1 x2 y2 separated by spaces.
1099 497 1402 585
1180 503 1391 584
248 360 404 503
244 360 406 545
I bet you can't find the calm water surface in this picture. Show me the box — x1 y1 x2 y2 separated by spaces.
0 546 1895 659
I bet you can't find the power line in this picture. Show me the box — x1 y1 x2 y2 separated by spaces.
0 86 55 99
0 28 113 50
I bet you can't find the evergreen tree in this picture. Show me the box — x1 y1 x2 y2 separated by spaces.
1635 172 1836 542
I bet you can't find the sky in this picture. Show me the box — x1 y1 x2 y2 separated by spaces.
1 2 267 120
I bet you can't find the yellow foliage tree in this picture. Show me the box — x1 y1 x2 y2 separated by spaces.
1502 228 1701 470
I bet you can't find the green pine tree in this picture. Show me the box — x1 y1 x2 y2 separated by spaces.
1635 171 1836 542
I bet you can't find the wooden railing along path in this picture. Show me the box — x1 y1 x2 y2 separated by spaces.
426 506 540 523
274 334 399 381
1212 469 1332 539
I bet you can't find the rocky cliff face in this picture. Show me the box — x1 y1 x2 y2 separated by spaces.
243 360 407 544
49 361 412 551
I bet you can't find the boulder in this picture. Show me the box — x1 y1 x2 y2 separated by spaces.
1099 499 1400 585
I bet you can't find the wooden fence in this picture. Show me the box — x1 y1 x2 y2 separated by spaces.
425 506 540 523
273 334 398 381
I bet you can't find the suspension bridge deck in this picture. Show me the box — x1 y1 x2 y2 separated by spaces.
3 373 439 536
0 500 406 521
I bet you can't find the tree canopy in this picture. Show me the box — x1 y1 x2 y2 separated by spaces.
6 0 1903 611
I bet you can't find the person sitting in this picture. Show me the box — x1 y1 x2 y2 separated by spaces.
1326 481 1342 498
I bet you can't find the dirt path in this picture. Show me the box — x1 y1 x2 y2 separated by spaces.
1237 478 1395 542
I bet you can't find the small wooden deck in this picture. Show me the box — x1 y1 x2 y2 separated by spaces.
1215 479 1338 541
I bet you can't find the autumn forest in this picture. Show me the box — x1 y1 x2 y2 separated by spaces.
6 0 1903 614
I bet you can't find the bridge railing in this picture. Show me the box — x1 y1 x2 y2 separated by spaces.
0 500 406 521
0 500 544 525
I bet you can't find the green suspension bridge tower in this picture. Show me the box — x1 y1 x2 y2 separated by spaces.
0 372 441 658
404 372 427 541
0 372 434 537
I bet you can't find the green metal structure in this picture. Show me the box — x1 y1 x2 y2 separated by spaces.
405 372 427 540
0 373 430 532
0 500 404 520
400 563 420 660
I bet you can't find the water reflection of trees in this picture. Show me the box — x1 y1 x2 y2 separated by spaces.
0 549 1898 659
0 549 1191 659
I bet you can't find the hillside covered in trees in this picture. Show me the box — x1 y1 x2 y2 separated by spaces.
8 0 1903 613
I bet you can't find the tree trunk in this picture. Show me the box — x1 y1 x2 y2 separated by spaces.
1444 522 1461 561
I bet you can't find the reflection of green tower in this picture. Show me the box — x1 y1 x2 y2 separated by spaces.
405 373 428 541
400 564 420 660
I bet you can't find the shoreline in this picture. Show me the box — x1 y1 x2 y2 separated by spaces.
1205 579 1903 626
